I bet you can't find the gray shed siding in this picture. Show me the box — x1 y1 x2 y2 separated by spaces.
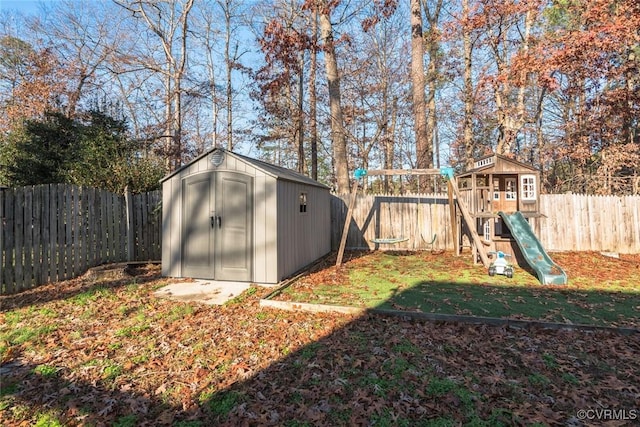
161 149 329 284
276 181 331 279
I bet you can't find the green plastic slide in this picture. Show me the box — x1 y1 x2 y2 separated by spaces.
497 211 568 285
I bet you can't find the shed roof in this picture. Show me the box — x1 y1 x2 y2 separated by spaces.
160 147 329 189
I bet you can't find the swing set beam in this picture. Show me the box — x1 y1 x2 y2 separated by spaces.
365 168 441 176
335 167 490 269
336 168 447 268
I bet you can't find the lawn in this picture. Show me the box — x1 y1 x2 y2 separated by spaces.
1 258 639 426
274 251 640 328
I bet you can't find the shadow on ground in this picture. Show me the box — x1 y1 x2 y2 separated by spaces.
1 253 639 426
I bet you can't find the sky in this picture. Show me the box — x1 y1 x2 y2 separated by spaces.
0 0 58 15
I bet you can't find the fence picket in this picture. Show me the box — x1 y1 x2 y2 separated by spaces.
1 185 162 294
33 186 43 285
14 188 24 289
57 184 66 282
331 193 640 254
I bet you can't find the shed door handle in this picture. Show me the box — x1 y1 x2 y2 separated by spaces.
216 216 222 228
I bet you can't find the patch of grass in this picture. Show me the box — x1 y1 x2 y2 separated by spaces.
279 251 640 327
131 354 149 364
108 342 123 351
298 342 321 360
70 285 111 305
288 390 304 404
114 322 149 338
383 357 413 378
0 397 12 411
33 364 59 378
225 286 259 305
207 390 244 418
0 381 18 397
33 411 64 427
419 417 455 427
113 414 137 427
102 362 123 381
167 304 195 322
328 408 352 425
370 408 411 427
37 308 57 317
528 372 551 387
392 339 420 355
3 311 22 325
2 324 57 346
542 353 558 369
562 373 580 385
426 377 459 397
359 373 391 397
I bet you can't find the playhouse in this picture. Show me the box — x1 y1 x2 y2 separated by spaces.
453 153 567 284
455 153 541 260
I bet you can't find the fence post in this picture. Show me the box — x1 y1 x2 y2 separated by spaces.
125 186 134 262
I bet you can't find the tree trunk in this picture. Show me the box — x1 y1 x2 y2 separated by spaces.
319 6 349 193
410 0 429 170
224 0 233 151
308 6 318 180
424 0 443 171
204 13 219 149
384 96 398 193
462 0 475 169
165 69 173 171
297 52 305 174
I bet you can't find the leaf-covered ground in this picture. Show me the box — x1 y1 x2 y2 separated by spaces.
1 260 639 426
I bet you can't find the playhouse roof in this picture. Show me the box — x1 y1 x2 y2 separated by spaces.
160 147 329 189
459 153 539 177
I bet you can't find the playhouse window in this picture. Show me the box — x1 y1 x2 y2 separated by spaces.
299 192 308 213
505 178 517 200
483 220 491 242
493 179 500 200
521 175 536 201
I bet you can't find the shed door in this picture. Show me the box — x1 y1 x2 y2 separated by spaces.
182 173 215 279
181 171 253 281
214 172 253 281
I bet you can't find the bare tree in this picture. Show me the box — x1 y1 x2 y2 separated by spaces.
195 1 222 151
114 0 194 171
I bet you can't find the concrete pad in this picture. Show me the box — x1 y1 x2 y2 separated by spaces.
154 280 252 305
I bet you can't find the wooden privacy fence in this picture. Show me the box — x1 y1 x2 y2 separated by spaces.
331 193 640 254
1 185 161 294
331 193 454 251
534 194 640 254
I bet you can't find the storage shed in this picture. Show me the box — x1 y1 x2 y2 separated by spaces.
161 148 331 283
